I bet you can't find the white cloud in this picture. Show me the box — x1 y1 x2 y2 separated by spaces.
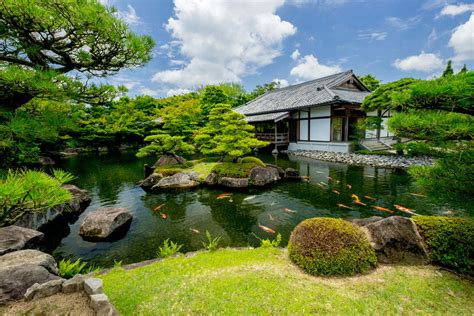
393 52 444 72
166 88 192 97
449 14 474 62
290 54 342 80
272 78 289 88
116 5 141 25
439 3 474 17
427 28 438 45
386 16 422 30
290 49 301 60
152 0 296 89
140 87 159 97
357 31 387 42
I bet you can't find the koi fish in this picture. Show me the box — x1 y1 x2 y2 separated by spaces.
153 203 165 211
410 193 427 198
394 204 417 215
364 195 376 200
315 171 324 174
161 213 168 219
331 189 340 194
269 214 274 221
190 228 200 234
319 182 327 186
244 195 256 201
258 224 276 234
354 200 367 206
317 183 325 188
443 209 454 215
351 194 361 202
337 203 352 209
327 176 333 181
346 184 352 189
336 180 340 184
301 176 310 180
283 208 297 214
217 193 231 200
372 206 395 214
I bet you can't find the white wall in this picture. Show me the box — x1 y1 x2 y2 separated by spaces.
310 105 330 117
299 119 308 140
309 118 330 141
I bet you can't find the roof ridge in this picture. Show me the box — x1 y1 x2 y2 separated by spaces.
326 69 353 88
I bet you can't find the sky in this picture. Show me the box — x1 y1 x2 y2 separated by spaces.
99 0 474 97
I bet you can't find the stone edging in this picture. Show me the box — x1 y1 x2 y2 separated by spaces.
24 275 118 316
283 150 435 169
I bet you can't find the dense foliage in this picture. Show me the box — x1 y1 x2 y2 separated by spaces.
136 134 194 158
359 74 381 91
0 169 74 226
413 216 474 275
361 78 419 113
288 218 377 276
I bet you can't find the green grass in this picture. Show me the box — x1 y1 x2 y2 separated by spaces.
212 162 259 178
101 248 474 315
154 161 255 180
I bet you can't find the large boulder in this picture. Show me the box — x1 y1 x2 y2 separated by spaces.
362 216 429 264
350 216 383 227
0 250 60 303
0 226 44 256
139 173 164 192
205 172 218 186
152 154 187 168
151 172 199 191
265 164 285 178
218 177 249 188
62 184 92 211
249 166 280 186
38 156 55 166
79 207 133 241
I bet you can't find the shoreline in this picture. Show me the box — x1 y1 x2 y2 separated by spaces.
283 150 435 169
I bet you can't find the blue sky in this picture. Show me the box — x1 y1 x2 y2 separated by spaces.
100 0 474 97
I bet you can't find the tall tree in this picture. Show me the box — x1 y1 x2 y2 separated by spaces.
442 60 454 77
194 104 268 160
199 86 228 118
0 0 154 110
459 64 468 74
359 74 381 91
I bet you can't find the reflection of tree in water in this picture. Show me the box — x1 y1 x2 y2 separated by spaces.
197 189 262 247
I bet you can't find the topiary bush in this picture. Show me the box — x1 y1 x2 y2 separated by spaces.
288 218 377 276
412 216 474 275
240 156 266 167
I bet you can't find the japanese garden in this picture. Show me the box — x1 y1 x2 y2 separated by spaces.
0 0 473 314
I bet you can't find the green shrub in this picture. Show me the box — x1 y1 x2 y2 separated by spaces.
202 230 222 251
413 216 474 275
212 162 259 178
59 258 100 279
157 239 183 258
254 233 282 248
355 149 394 156
0 169 74 226
288 218 377 276
240 156 265 167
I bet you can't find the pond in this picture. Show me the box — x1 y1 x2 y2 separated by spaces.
48 152 470 267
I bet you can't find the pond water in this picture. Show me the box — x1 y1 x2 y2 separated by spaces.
49 152 470 267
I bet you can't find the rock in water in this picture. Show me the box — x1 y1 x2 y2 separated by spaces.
38 156 55 166
0 226 44 255
152 154 187 168
139 173 164 192
151 172 199 191
217 177 249 188
284 168 301 181
249 167 280 186
363 216 429 264
204 172 218 186
79 208 133 241
0 250 60 303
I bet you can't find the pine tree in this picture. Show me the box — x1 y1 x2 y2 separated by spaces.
442 60 454 77
459 64 468 74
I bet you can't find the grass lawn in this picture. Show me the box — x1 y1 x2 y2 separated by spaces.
101 248 474 315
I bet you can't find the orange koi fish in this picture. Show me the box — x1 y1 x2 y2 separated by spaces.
258 224 276 234
283 208 297 214
217 193 231 200
153 203 165 211
161 213 168 219
327 176 333 181
394 204 417 215
331 189 340 194
410 193 427 198
364 195 376 200
190 228 200 234
372 206 395 214
354 200 367 206
337 203 352 209
346 184 352 189
351 194 361 202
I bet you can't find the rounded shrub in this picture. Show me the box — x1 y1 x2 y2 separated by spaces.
288 218 377 276
413 216 474 275
240 156 265 167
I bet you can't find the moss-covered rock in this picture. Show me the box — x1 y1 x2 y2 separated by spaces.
240 156 265 167
212 162 260 178
413 216 474 275
288 218 377 276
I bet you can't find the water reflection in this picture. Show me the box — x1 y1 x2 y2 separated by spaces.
52 152 472 267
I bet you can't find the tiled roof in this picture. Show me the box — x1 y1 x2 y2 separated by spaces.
245 112 289 123
234 70 370 117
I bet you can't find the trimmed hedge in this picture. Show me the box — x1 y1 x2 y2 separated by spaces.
288 218 377 276
413 216 474 275
240 156 266 167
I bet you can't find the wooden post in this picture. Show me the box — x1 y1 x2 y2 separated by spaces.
272 122 278 154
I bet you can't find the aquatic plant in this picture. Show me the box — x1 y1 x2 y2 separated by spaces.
59 258 100 279
254 233 282 248
288 218 377 276
202 230 222 251
157 239 183 258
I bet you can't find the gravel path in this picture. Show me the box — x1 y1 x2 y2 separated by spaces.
283 150 435 169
